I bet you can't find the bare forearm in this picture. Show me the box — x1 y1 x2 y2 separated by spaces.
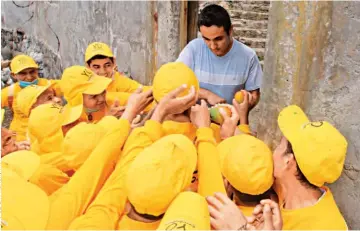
199 88 211 99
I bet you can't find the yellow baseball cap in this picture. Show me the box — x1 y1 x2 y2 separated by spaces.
10 54 39 74
218 134 274 195
278 105 348 187
85 42 114 62
60 65 111 106
28 103 82 143
1 150 41 180
62 122 106 170
2 162 49 230
16 83 55 117
126 134 197 216
152 62 199 102
157 192 210 230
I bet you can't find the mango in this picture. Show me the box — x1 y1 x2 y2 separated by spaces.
234 91 245 104
209 105 232 124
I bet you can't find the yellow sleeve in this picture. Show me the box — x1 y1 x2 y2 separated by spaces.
68 120 164 230
40 152 73 173
237 124 252 135
29 163 70 196
1 87 9 108
106 91 130 106
196 127 226 197
45 119 131 230
210 123 222 143
114 73 148 93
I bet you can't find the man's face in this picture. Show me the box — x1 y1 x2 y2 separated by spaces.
1 128 18 157
200 25 232 57
13 68 38 82
83 90 106 111
32 88 62 110
88 58 115 78
273 136 290 179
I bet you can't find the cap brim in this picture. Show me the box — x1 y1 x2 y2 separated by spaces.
13 64 39 74
278 105 310 143
62 104 83 125
83 75 111 95
2 151 41 180
85 51 114 62
157 192 210 230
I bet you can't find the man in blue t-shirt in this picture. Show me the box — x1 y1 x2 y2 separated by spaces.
177 4 262 108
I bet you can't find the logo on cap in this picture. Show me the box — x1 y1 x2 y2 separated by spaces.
81 69 94 81
92 43 103 51
165 220 195 230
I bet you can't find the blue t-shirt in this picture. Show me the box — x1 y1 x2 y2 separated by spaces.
176 38 262 104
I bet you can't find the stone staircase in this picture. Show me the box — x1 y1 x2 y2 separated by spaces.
229 0 270 67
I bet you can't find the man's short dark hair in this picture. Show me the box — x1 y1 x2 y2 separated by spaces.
87 55 114 66
287 141 318 190
198 4 232 35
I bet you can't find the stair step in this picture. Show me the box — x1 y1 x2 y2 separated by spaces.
235 37 267 48
237 3 270 13
233 28 267 39
232 1 270 6
232 19 268 30
230 10 269 21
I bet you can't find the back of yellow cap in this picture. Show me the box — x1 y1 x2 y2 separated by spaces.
152 62 199 102
126 134 197 216
157 191 210 230
278 105 348 186
10 54 39 74
85 42 114 62
218 134 274 195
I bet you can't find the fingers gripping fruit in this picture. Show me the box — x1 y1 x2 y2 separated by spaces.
209 104 232 124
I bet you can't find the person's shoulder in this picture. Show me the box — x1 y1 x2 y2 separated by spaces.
232 39 257 58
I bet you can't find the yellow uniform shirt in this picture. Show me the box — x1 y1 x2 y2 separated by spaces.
1 78 62 141
68 120 164 230
281 187 347 230
108 72 152 93
45 118 131 230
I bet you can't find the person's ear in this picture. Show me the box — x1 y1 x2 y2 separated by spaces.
284 153 297 172
11 72 17 80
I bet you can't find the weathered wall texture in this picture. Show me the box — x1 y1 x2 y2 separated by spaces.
1 1 184 85
254 1 360 228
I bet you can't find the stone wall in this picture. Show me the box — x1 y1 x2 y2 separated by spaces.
1 1 185 85
255 1 360 228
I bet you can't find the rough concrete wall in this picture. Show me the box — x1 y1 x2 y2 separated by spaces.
255 1 360 228
157 1 182 67
1 1 180 85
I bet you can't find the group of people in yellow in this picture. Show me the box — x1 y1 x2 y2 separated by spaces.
1 3 350 227
1 40 349 230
